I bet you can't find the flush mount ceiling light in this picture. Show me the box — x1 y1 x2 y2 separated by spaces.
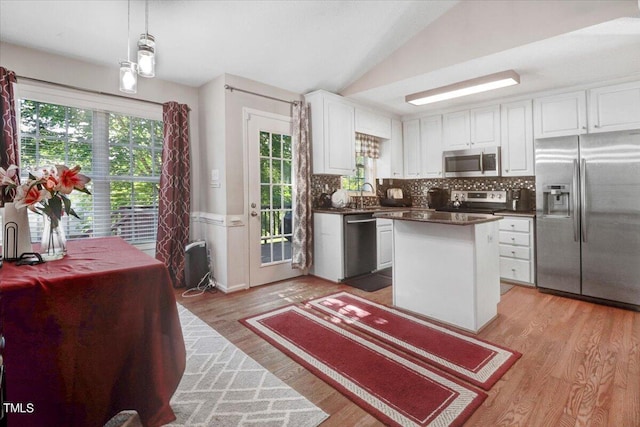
137 0 155 78
119 0 137 93
406 70 520 106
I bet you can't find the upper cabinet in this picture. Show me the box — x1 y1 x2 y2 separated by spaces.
470 105 501 148
501 100 534 177
402 119 421 178
443 105 500 150
533 91 587 138
355 108 392 139
420 115 443 178
305 90 355 175
377 119 404 179
442 110 470 150
588 81 640 133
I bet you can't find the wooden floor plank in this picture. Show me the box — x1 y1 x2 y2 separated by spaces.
175 278 640 426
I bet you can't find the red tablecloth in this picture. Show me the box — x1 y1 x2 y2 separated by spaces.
0 237 186 427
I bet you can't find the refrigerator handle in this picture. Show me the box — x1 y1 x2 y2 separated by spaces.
572 159 579 242
580 159 587 243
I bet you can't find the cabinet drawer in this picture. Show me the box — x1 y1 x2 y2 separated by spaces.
499 245 530 260
500 257 531 282
499 217 530 232
499 231 530 246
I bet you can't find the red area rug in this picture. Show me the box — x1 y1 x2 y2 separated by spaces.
242 305 486 427
307 292 521 390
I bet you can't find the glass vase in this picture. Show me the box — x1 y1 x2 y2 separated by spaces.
41 216 66 261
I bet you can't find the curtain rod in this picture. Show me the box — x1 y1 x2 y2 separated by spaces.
224 84 299 105
16 75 167 108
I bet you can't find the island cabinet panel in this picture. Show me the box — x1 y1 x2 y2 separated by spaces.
391 219 500 333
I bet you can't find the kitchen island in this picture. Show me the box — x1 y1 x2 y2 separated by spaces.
374 210 502 333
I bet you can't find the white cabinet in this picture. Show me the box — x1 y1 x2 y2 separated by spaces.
501 100 534 176
442 110 470 150
498 216 535 286
588 81 640 133
533 91 587 138
443 105 500 150
312 213 344 282
376 218 393 270
306 90 355 175
471 105 501 147
402 119 421 178
377 119 404 179
355 108 392 139
420 115 443 178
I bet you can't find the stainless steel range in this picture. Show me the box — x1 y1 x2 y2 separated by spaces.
436 190 508 214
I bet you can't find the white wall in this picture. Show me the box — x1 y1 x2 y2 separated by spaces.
1 41 201 241
194 73 301 292
1 42 305 292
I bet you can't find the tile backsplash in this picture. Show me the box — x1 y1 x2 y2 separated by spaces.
311 174 536 209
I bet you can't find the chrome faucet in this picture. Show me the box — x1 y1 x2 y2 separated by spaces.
359 182 375 210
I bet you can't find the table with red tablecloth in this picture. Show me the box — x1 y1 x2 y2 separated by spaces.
0 237 186 427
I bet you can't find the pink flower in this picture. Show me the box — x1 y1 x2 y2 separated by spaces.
55 165 91 195
0 164 19 186
13 183 51 210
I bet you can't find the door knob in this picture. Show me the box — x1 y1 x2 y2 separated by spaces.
251 211 258 217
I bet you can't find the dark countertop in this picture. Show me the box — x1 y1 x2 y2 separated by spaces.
493 210 536 218
313 206 433 215
373 210 502 226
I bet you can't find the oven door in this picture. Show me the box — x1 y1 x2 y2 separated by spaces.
443 148 500 177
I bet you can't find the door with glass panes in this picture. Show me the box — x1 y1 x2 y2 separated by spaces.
247 110 300 286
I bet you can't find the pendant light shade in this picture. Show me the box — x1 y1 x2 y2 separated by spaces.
137 34 156 78
119 61 138 94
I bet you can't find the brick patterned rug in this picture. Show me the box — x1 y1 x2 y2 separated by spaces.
105 304 328 427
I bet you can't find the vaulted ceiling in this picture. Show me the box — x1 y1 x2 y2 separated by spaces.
1 0 639 115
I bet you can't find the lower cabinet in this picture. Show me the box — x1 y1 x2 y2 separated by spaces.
498 216 535 286
376 218 393 270
311 213 344 282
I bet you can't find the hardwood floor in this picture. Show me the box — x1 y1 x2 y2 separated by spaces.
175 277 640 426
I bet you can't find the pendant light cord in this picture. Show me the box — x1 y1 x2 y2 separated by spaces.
126 0 131 62
145 0 149 37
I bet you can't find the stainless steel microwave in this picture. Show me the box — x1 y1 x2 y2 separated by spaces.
443 147 501 178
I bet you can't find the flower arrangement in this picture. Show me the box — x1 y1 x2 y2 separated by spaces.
1 164 91 228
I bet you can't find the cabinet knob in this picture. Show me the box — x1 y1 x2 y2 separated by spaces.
510 224 515 227
506 169 509 172
594 124 600 128
582 126 587 130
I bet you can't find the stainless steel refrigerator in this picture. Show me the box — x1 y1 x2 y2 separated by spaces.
535 130 640 306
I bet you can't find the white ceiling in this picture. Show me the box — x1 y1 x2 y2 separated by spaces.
1 0 639 116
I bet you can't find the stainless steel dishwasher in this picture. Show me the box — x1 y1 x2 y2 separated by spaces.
343 213 377 278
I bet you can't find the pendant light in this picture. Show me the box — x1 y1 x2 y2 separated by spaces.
137 0 156 78
119 0 137 93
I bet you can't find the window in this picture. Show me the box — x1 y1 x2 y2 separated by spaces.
17 96 163 246
341 133 378 194
341 155 376 192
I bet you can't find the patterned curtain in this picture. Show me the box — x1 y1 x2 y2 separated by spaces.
156 102 191 288
355 132 380 159
1 67 19 206
291 101 312 271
